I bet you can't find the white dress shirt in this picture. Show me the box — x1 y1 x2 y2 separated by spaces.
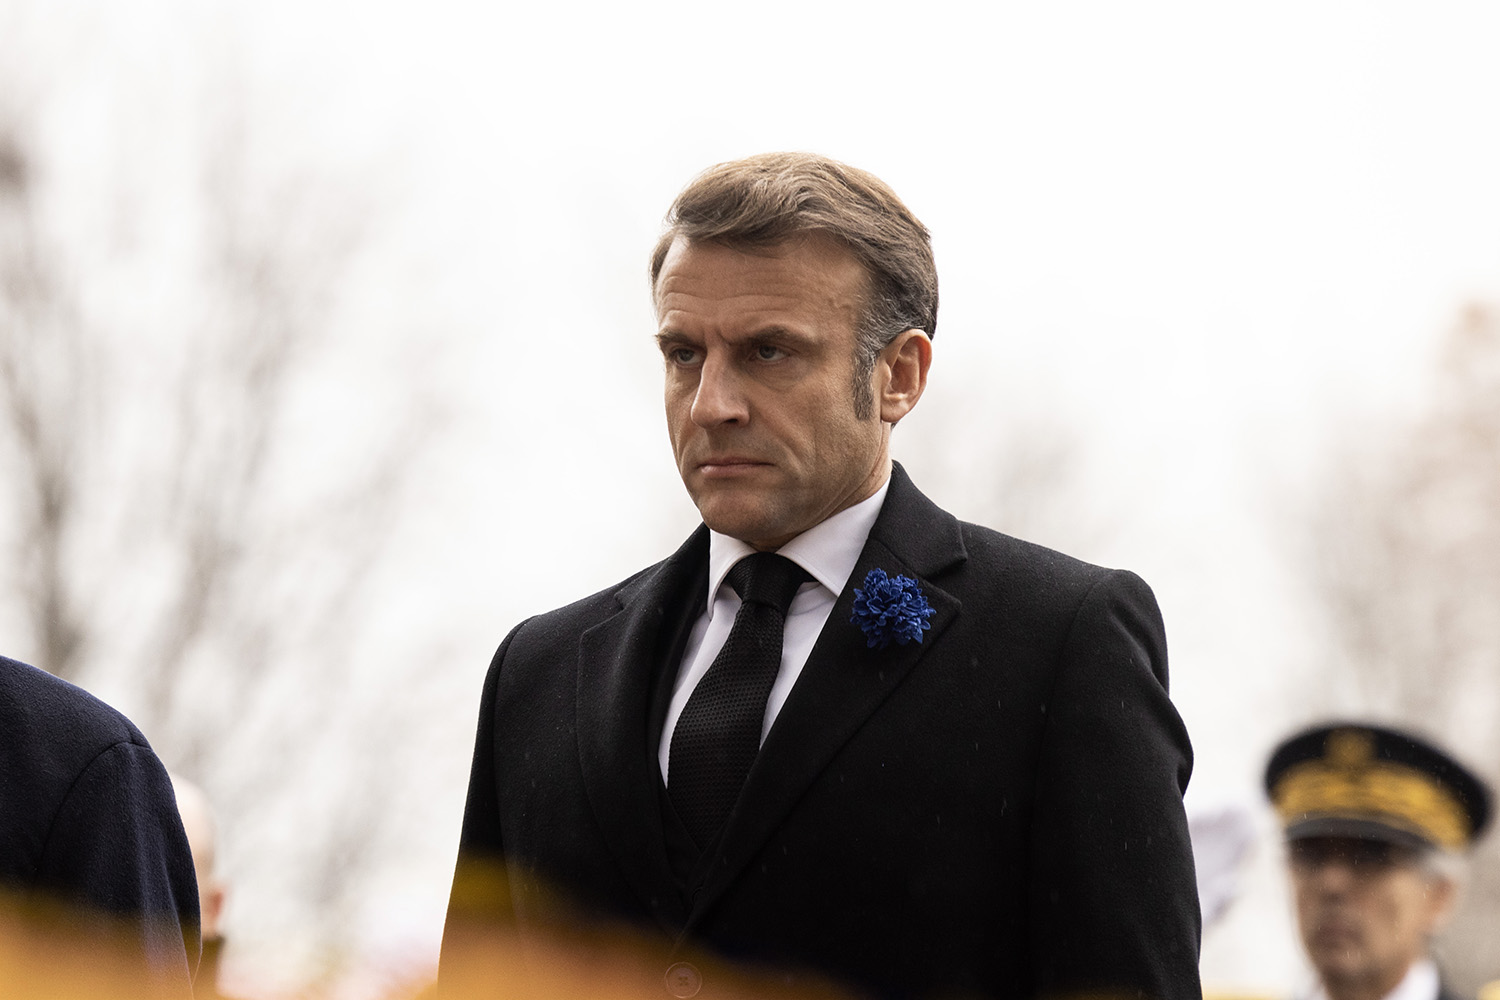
1304 959 1440 1000
658 477 891 785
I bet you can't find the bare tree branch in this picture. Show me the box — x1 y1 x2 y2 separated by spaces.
0 70 436 988
0 123 93 681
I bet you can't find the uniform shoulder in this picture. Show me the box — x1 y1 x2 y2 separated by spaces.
0 656 148 758
0 657 166 886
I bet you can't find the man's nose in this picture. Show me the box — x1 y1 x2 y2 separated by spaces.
690 355 749 427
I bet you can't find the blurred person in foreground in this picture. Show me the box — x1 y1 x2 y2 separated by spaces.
0 653 199 997
441 152 1200 999
172 775 234 1000
1266 723 1493 1000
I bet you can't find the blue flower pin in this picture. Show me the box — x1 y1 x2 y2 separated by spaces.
850 568 935 650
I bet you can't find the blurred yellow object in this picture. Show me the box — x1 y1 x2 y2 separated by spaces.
0 892 189 999
1477 979 1500 1000
439 862 853 999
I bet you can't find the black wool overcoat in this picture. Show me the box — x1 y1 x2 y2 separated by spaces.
0 655 199 994
442 465 1201 1000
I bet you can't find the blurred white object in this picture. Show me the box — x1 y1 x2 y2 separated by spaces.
1188 801 1257 929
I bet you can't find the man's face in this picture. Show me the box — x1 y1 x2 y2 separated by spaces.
1289 837 1455 998
655 234 889 551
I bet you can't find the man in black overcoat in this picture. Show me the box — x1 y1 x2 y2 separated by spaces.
0 653 199 996
441 153 1200 1000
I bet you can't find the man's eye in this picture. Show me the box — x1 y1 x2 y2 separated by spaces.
669 348 699 365
755 345 788 361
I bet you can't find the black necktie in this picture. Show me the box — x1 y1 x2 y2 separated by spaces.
668 552 811 848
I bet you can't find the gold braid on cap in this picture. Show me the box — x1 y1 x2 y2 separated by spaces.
1273 752 1472 850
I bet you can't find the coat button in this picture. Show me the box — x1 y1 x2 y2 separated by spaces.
664 961 702 998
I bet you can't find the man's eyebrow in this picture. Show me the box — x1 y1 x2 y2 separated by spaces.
655 330 695 350
746 324 805 341
655 326 817 348
743 325 821 351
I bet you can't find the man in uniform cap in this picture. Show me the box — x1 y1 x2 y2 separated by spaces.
1265 722 1493 1000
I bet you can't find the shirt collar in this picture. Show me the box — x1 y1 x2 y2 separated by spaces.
704 475 891 615
1386 960 1440 1000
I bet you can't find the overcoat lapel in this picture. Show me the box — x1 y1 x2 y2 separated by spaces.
575 527 708 936
686 464 967 930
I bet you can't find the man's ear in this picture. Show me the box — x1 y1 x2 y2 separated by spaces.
878 329 932 425
202 879 228 939
1425 871 1459 933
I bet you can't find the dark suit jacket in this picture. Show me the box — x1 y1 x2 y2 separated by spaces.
0 655 199 995
443 465 1200 999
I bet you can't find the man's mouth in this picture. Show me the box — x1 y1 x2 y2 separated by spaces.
695 457 770 477
1309 918 1360 948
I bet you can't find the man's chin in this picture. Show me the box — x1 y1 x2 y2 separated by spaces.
693 498 788 549
1306 940 1368 982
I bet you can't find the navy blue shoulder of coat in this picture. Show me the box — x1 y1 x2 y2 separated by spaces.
2 657 149 841
0 655 200 987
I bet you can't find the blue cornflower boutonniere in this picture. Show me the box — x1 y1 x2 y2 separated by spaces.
850 568 935 650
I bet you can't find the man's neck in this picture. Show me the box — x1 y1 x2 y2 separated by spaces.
704 476 891 613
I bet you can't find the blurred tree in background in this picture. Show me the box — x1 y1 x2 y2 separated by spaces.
0 55 439 998
1301 303 1500 992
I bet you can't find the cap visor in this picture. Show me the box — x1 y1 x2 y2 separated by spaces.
1285 815 1433 851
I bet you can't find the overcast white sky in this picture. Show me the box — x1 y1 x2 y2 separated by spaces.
8 0 1500 993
